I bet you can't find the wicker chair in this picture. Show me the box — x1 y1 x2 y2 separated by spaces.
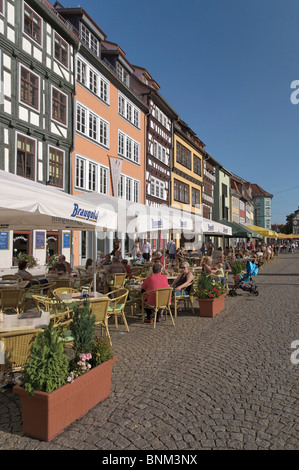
23 280 51 311
1 274 21 280
141 287 175 328
89 297 112 345
172 282 195 317
50 309 74 347
0 289 24 314
0 328 41 382
31 294 64 317
107 288 129 332
49 279 71 296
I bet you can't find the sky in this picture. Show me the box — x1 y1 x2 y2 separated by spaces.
54 0 299 224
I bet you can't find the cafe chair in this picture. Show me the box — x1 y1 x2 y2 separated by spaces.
53 287 79 296
31 294 64 317
50 309 74 347
107 288 129 332
172 282 195 317
23 280 51 311
1 274 22 280
0 289 24 314
49 279 71 296
141 287 175 328
0 328 41 383
89 297 112 346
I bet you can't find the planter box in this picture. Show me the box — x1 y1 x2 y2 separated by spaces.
197 294 226 318
13 356 117 442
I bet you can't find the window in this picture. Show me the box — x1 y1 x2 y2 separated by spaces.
24 3 42 45
0 0 4 15
193 155 202 176
152 104 171 131
152 139 167 164
16 134 35 180
48 146 64 188
118 92 140 128
20 66 39 110
176 142 191 170
54 33 68 68
174 179 189 204
76 103 109 147
81 24 100 57
52 87 67 125
75 155 108 194
192 188 200 206
118 175 140 202
76 58 110 104
116 62 129 86
150 177 166 200
118 131 140 164
77 58 86 86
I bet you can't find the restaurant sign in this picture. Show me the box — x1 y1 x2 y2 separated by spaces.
70 203 99 223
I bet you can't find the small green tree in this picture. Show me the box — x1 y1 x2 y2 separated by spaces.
22 322 70 396
70 301 96 358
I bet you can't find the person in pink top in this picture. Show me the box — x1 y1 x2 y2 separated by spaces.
141 263 169 323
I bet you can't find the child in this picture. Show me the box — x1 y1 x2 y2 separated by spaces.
216 263 224 277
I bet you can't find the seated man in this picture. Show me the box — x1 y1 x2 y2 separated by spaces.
141 263 169 323
51 254 72 274
171 262 194 297
104 257 126 292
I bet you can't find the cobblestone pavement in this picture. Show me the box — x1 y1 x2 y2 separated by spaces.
1 252 299 450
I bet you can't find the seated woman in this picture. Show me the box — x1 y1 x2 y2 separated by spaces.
202 256 226 286
17 260 48 287
85 258 94 274
171 262 194 297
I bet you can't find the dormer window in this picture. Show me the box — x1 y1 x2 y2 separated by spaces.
81 24 100 57
116 62 129 86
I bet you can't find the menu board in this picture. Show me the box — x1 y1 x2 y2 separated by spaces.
36 231 45 249
0 231 9 250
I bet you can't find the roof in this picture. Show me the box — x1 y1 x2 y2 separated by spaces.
248 183 273 198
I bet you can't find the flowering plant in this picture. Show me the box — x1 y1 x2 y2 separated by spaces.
46 254 59 268
13 252 38 268
91 337 113 368
67 353 92 383
195 271 224 299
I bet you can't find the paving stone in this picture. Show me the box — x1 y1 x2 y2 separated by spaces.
0 253 299 450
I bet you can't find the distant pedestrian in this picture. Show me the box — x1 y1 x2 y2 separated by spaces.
141 238 152 262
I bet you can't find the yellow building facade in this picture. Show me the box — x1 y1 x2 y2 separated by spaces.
171 121 204 248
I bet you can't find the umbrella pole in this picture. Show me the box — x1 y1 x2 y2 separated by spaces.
93 231 97 296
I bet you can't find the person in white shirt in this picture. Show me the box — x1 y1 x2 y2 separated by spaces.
141 239 152 262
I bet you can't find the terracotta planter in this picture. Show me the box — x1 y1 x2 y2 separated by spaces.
197 294 226 317
13 356 117 442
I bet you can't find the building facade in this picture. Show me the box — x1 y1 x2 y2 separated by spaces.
246 183 273 229
0 0 78 267
54 3 148 263
172 120 203 248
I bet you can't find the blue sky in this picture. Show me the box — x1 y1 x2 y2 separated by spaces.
55 0 299 224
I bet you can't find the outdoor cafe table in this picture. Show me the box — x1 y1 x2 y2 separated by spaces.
0 280 29 290
56 291 108 306
0 311 50 333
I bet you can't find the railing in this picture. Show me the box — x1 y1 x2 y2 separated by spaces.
38 0 79 37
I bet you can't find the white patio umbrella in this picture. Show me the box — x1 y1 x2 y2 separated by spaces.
0 170 118 293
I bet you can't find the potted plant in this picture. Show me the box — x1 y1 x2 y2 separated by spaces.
46 254 58 270
13 301 117 442
194 271 226 317
231 260 245 284
12 252 38 269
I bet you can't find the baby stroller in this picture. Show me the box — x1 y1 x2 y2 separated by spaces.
229 261 259 296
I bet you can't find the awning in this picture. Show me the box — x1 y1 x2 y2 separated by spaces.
201 218 232 236
219 220 263 239
246 225 278 238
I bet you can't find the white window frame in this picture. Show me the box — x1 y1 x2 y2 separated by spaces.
51 85 68 127
47 144 65 190
118 92 140 128
15 131 37 181
80 24 100 57
74 154 109 194
118 130 140 164
19 63 40 112
118 174 140 202
76 102 109 148
150 176 166 201
23 2 43 47
152 139 167 164
76 56 110 105
53 31 69 70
